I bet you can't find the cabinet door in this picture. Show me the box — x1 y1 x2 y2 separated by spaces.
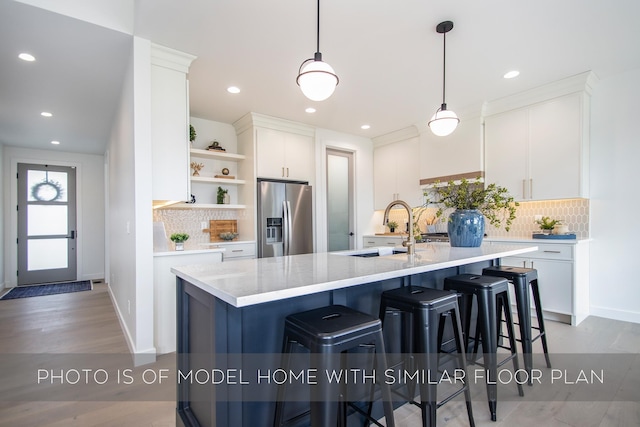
484 109 528 200
284 133 314 182
529 93 582 200
394 138 422 207
256 127 286 179
373 143 398 210
501 256 573 316
151 65 190 202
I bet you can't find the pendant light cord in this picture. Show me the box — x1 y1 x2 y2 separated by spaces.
441 30 447 108
316 0 321 54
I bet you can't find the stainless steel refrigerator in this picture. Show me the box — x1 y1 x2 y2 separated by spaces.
257 180 313 257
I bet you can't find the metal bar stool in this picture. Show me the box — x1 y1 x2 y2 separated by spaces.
482 266 552 384
377 286 475 427
274 305 395 427
444 274 524 422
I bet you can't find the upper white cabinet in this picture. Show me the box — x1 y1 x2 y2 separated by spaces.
256 127 314 181
484 72 596 201
150 44 196 204
373 127 422 210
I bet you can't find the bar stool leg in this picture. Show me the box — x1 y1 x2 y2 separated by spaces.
499 293 524 398
374 330 396 427
512 278 534 385
476 289 498 422
309 349 340 427
449 307 476 427
531 279 552 369
415 309 440 427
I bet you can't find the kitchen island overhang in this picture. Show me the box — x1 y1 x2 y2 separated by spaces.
172 243 538 427
171 243 538 308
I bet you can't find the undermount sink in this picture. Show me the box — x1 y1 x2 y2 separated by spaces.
337 246 408 257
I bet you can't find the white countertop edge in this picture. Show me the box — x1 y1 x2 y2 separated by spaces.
154 248 226 257
171 244 538 308
485 236 591 244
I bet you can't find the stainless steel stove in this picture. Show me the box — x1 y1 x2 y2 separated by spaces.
420 232 450 243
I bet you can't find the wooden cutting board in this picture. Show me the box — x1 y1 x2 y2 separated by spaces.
203 220 238 242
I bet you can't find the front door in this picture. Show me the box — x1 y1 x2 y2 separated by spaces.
17 163 77 285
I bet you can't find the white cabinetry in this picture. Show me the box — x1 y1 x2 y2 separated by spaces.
373 131 421 210
491 239 590 326
484 72 595 201
218 241 256 260
185 148 246 208
363 235 405 248
150 44 196 205
256 127 314 182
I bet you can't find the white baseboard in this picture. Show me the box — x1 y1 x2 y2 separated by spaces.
589 306 640 324
106 283 157 366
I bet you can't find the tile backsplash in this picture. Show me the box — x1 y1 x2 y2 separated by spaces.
153 208 246 250
386 198 590 239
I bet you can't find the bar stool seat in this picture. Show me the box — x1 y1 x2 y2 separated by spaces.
482 266 552 384
378 286 475 427
444 274 524 422
274 305 395 427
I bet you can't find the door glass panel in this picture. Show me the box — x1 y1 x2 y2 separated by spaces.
27 205 68 236
27 170 68 202
327 153 350 251
27 239 68 271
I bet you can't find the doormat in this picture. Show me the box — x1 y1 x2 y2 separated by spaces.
0 280 92 300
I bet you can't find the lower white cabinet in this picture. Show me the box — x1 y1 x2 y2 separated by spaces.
217 241 256 260
491 240 590 326
363 235 405 248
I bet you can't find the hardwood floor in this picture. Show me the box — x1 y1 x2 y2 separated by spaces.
0 283 638 426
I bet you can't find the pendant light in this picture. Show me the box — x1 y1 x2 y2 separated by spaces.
296 0 339 101
428 21 459 137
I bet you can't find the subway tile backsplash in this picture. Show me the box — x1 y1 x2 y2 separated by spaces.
153 209 245 250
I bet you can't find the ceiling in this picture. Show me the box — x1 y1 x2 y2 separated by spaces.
2 0 640 154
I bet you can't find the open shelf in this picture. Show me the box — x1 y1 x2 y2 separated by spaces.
160 203 247 210
190 148 245 161
190 176 246 185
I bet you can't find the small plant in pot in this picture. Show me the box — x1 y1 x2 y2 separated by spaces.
536 216 561 235
386 220 399 233
424 178 518 247
170 233 189 251
217 186 229 204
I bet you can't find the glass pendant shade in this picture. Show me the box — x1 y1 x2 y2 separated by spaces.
297 59 338 102
428 108 460 136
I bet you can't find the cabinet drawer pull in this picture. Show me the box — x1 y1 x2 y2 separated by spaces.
232 249 244 253
543 250 562 254
366 241 375 244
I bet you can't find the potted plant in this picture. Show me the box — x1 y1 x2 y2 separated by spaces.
424 178 518 247
189 124 196 143
217 186 229 204
170 233 189 251
386 220 399 233
536 216 562 235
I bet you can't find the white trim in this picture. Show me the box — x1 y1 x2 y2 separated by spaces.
589 307 640 325
150 43 196 73
372 125 419 147
482 71 599 117
106 283 158 365
233 112 315 137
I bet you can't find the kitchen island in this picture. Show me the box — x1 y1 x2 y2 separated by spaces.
172 242 537 427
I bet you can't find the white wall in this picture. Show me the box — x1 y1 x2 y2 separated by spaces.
589 67 640 323
2 145 105 286
0 144 4 289
106 36 155 361
315 128 374 252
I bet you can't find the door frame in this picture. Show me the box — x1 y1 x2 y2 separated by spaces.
17 163 78 285
5 157 84 288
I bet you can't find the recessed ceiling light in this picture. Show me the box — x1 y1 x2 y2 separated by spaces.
19 53 35 62
361 124 371 130
503 70 520 79
51 140 60 145
305 107 316 113
41 112 53 117
227 86 240 94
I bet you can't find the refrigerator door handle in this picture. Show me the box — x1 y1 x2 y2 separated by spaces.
282 200 289 255
285 201 293 255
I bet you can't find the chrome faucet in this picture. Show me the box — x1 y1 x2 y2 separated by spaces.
383 199 414 254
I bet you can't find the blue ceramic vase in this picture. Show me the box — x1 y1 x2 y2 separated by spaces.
448 209 485 247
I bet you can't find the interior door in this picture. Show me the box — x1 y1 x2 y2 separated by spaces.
17 163 77 285
326 149 354 251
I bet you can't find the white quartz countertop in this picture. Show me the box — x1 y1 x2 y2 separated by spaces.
154 247 225 257
171 242 537 308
